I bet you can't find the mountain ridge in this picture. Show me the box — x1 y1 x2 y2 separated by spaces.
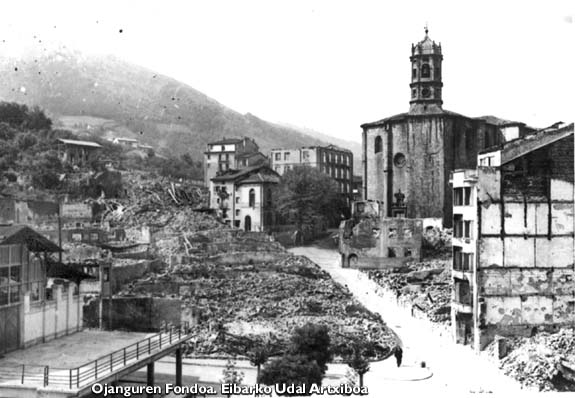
0 49 362 174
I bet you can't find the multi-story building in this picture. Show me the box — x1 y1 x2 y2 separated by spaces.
203 137 266 186
450 122 574 352
270 145 353 197
209 165 280 232
361 28 535 226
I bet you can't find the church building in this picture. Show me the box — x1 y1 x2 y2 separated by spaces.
361 28 534 226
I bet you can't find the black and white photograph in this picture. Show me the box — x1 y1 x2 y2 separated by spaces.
0 1 573 396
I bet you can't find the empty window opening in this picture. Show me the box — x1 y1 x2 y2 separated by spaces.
374 136 382 154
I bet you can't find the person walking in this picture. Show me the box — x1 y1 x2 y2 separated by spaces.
394 346 403 367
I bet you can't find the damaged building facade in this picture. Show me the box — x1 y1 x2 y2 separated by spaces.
339 200 423 269
361 28 535 227
450 122 575 351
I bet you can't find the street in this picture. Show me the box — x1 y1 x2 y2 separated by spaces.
289 246 528 396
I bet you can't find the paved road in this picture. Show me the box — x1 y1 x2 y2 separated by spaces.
290 246 529 396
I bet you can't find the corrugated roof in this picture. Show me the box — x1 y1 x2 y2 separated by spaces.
0 225 63 252
58 138 102 148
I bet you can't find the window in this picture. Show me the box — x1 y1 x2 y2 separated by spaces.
464 187 471 205
394 153 406 168
249 189 256 207
235 209 240 216
221 145 225 151
284 152 290 161
235 196 239 204
207 154 211 160
274 152 281 161
303 151 310 161
454 215 463 238
454 188 464 206
454 247 462 270
464 221 472 239
421 63 430 78
234 220 241 228
374 136 382 154
412 68 417 78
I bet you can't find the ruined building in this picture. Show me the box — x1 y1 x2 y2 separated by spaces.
361 28 535 226
450 122 575 351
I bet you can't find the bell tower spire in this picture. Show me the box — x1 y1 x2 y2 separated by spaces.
409 27 443 113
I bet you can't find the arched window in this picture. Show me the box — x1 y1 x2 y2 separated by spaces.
249 188 255 207
421 63 430 78
374 136 382 154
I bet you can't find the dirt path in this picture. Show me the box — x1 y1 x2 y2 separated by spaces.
290 246 528 396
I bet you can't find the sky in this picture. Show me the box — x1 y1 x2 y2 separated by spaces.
0 0 572 143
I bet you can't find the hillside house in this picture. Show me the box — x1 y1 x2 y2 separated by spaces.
112 137 139 148
57 139 102 167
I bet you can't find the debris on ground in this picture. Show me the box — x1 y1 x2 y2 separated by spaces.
366 259 451 324
95 171 400 362
120 253 399 361
486 329 575 392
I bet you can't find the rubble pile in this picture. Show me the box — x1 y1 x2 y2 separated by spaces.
488 329 575 391
422 226 452 258
120 255 399 361
97 171 212 229
367 259 451 324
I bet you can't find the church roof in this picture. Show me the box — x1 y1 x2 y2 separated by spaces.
361 109 469 129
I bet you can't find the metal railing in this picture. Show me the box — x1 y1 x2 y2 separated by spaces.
0 323 190 390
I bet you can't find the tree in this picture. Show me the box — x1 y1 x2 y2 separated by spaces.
274 166 347 235
345 343 371 388
289 323 332 374
220 359 244 398
24 105 52 130
258 354 323 396
249 345 270 382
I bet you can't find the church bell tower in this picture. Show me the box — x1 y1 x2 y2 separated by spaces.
409 26 443 113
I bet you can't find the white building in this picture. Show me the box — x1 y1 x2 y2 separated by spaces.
209 165 279 232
